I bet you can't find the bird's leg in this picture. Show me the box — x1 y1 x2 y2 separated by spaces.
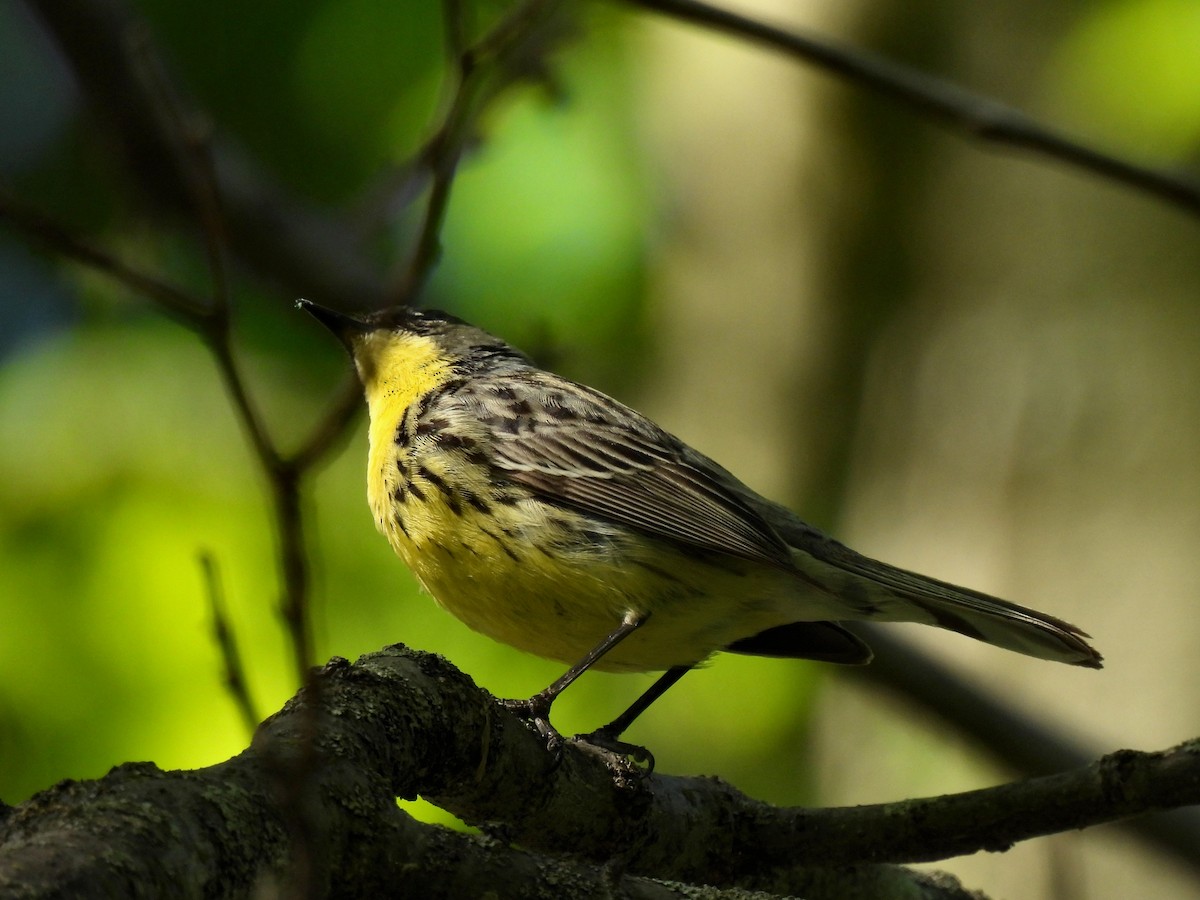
504 611 648 749
574 665 694 769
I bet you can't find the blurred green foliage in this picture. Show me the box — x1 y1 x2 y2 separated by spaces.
0 0 781 812
3 10 1199 881
1047 0 1200 157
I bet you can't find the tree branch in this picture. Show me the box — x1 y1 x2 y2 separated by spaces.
387 0 577 305
622 0 1200 218
848 627 1200 877
0 185 207 321
18 0 583 684
0 763 792 900
199 552 261 735
5 646 1195 898
25 0 389 310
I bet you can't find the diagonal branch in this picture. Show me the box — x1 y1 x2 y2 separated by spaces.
848 627 1200 877
623 0 1200 218
0 185 207 322
25 0 388 310
5 646 1195 895
0 648 989 900
199 552 261 734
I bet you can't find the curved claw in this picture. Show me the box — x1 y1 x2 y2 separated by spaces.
500 697 565 763
573 729 656 775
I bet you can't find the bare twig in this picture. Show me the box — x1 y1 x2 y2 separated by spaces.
848 627 1200 878
747 739 1200 868
117 14 320 681
387 0 574 305
27 0 387 310
0 185 206 322
622 0 1200 218
199 552 260 734
289 377 365 472
125 22 231 313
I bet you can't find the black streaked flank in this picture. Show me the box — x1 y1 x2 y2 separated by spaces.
577 528 613 549
479 525 521 562
418 464 454 497
430 539 456 560
412 378 466 419
433 431 475 451
462 490 492 514
413 390 436 418
674 541 751 576
416 417 452 437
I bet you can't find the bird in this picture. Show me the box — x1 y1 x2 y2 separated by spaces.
300 299 1101 756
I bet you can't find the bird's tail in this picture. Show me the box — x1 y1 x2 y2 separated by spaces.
792 538 1103 668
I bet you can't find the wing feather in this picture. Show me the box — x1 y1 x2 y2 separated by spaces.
469 374 794 569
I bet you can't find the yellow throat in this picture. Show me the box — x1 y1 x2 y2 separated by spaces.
353 329 455 533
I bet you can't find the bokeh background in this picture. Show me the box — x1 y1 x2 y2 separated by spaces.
3 1 1200 897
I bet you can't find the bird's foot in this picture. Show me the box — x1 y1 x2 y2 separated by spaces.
572 727 655 777
501 696 564 756
501 698 654 783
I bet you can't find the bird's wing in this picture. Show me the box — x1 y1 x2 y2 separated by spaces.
470 374 795 569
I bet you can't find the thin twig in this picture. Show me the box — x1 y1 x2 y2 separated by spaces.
199 551 261 734
27 0 387 310
745 739 1200 869
848 627 1200 878
117 19 320 681
623 0 1200 217
289 377 365 472
125 22 231 314
0 185 207 322
388 0 571 304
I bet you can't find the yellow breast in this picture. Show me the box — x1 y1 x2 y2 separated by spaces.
353 330 797 671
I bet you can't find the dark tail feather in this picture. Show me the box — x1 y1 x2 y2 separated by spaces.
794 539 1103 669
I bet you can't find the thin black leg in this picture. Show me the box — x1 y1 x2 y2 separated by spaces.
598 665 693 740
574 664 694 769
505 611 649 742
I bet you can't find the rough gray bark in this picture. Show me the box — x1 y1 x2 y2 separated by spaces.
3 646 1197 899
0 648 982 899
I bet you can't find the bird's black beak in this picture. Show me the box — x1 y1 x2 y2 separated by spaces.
297 299 370 351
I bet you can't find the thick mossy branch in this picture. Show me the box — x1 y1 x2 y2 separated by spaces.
3 646 1196 899
0 648 994 900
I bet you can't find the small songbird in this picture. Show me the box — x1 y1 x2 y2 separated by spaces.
301 300 1101 752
